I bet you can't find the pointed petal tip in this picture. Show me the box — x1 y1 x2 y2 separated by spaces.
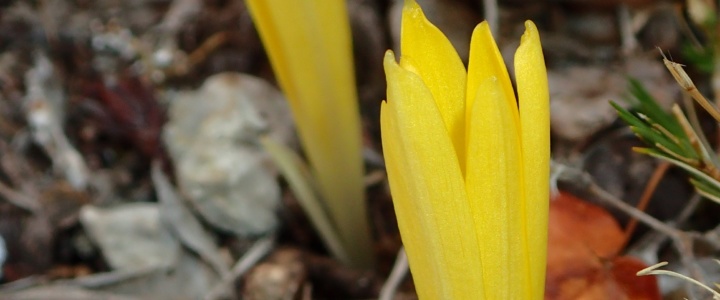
383 50 400 78
402 0 424 19
517 20 543 61
471 21 491 37
383 50 399 71
402 0 420 11
384 49 396 62
476 20 489 30
524 20 538 30
400 0 433 31
521 21 540 43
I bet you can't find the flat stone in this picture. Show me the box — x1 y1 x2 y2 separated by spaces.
80 203 181 270
163 73 290 236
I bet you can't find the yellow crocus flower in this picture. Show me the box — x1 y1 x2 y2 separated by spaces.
381 0 550 298
246 1 372 267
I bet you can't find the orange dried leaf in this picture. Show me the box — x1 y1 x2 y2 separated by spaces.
545 192 660 300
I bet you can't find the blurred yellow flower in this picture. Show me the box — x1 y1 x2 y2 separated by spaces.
247 0 372 267
381 0 550 298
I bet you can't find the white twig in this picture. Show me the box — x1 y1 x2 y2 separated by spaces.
482 0 498 37
24 54 89 189
379 247 409 300
638 262 720 299
158 0 201 35
618 4 638 56
203 235 276 300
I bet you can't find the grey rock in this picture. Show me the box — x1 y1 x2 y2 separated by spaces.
80 204 181 270
163 73 291 236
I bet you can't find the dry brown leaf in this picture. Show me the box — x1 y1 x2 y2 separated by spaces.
545 192 660 300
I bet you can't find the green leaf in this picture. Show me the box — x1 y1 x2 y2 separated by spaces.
690 177 720 204
630 126 686 157
627 79 685 138
260 136 351 265
612 101 692 157
640 149 720 193
611 101 647 129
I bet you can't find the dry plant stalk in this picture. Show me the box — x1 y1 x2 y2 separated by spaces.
671 105 720 180
621 162 670 249
662 51 720 122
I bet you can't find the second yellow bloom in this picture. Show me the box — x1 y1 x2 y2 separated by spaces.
381 1 550 298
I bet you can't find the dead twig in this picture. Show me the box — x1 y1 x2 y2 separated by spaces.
203 235 276 300
553 161 679 238
482 0 498 37
621 162 670 249
378 247 408 300
186 31 230 68
0 180 40 213
618 4 638 55
24 54 89 189
164 31 230 78
157 0 202 35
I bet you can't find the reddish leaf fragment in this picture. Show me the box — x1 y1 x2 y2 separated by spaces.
82 71 165 158
611 256 662 300
545 192 660 300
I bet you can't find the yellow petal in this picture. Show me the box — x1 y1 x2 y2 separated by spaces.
465 76 526 299
246 0 372 267
466 21 519 141
400 0 467 172
382 51 484 299
515 20 550 299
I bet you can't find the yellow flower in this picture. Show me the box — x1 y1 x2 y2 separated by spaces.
246 0 372 267
380 0 550 298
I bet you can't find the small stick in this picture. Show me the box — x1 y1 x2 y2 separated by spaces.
670 105 720 180
379 247 409 300
0 180 40 213
553 165 694 245
203 235 276 300
681 93 720 169
618 4 638 55
621 162 670 249
186 31 230 68
638 261 720 299
482 0 499 37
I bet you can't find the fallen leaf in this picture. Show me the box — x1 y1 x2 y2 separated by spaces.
545 192 660 300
